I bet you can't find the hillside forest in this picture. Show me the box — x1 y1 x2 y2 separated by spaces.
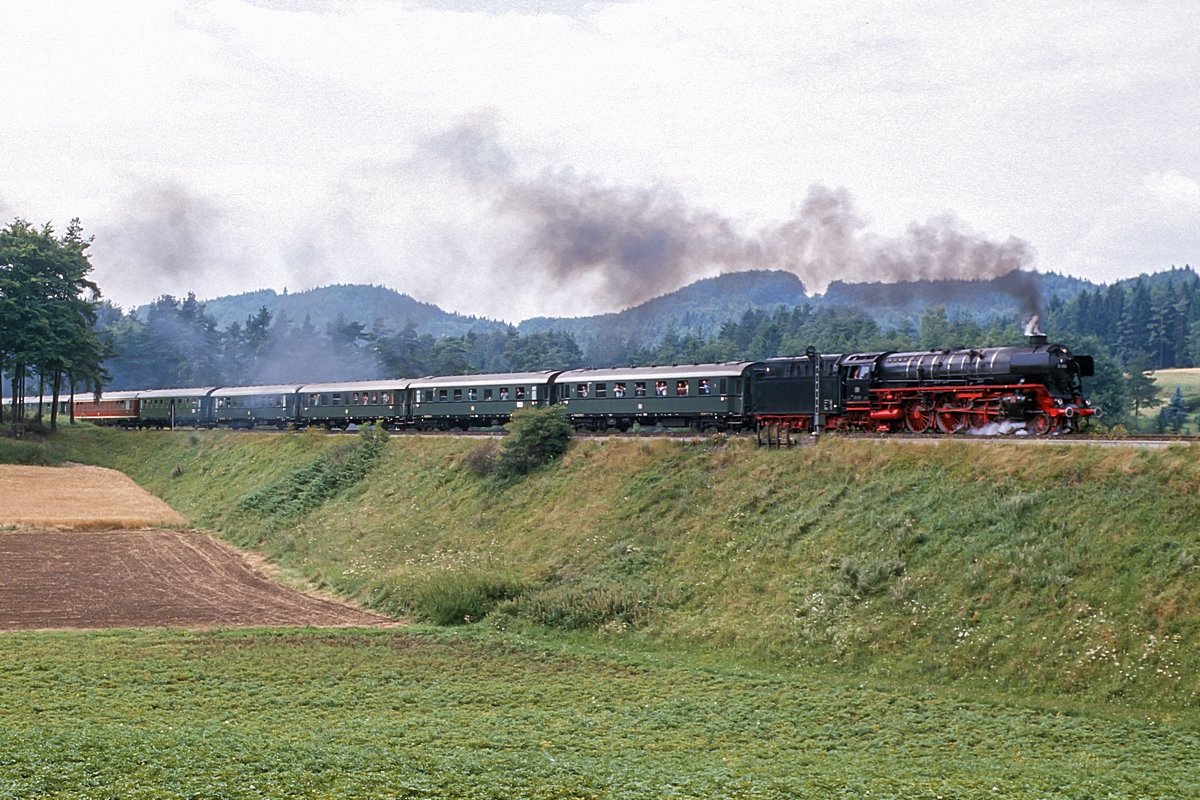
2 212 1195 431
90 270 1200 430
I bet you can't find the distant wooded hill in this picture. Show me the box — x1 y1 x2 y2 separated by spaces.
164 268 1115 348
141 284 510 340
101 265 1198 427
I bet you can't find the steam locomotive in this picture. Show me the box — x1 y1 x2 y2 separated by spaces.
754 331 1096 438
8 332 1096 436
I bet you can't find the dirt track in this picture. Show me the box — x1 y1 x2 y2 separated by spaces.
0 529 392 630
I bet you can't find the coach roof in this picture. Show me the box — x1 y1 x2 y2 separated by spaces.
210 384 305 397
555 362 757 383
298 379 411 394
136 387 218 398
407 371 560 389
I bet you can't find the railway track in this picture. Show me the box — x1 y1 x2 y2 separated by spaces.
234 426 1199 448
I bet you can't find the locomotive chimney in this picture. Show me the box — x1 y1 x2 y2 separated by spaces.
1024 315 1047 346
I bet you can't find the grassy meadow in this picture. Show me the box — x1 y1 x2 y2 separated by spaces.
0 627 1196 799
4 424 1200 795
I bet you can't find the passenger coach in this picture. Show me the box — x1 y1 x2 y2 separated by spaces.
137 387 217 428
211 384 303 430
408 371 558 430
298 380 408 429
553 362 757 432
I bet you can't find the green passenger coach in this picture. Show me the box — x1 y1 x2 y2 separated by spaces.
137 387 217 428
408 371 559 430
211 384 304 430
552 362 758 431
297 380 409 429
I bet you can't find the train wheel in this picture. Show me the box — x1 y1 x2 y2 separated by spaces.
1031 413 1052 435
935 409 967 434
903 402 931 433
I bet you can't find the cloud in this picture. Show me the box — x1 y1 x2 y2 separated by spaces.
1066 170 1200 281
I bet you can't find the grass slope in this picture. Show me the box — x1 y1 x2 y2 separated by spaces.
20 425 1200 712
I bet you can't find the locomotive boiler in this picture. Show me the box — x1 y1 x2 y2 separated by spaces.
753 332 1096 436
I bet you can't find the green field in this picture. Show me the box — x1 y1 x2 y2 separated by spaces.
4 425 1200 795
1 628 1196 799
1153 367 1200 418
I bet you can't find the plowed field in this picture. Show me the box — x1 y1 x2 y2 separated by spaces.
0 465 390 630
0 530 391 630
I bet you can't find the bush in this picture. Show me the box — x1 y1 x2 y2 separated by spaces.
463 440 500 476
411 571 526 625
497 406 572 477
495 581 654 630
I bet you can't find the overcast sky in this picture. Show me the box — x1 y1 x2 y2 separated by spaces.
2 0 1198 321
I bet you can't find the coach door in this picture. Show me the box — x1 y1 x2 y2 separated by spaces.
820 356 843 414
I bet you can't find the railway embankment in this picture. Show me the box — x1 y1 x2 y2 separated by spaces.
12 423 1200 711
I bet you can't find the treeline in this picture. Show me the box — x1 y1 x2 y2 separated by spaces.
98 296 586 389
93 269 1200 429
0 220 108 432
1042 267 1200 370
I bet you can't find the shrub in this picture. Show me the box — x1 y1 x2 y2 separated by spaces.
497 406 572 477
495 581 655 630
411 571 526 625
463 440 500 476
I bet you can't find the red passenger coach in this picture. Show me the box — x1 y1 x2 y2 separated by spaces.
74 391 141 426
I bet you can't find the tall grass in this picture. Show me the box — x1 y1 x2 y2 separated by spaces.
38 424 1200 708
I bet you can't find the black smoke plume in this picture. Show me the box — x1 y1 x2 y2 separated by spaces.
425 119 1043 319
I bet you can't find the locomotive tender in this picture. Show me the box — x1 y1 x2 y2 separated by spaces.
6 334 1097 436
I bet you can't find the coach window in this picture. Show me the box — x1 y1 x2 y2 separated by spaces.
577 383 588 398
454 389 463 401
634 382 646 397
614 382 626 398
677 381 689 396
333 394 342 406
515 386 525 400
483 388 493 401
719 379 727 394
655 381 667 397
596 383 607 398
735 379 743 394
531 386 538 400
698 379 711 396
438 389 447 401
468 388 477 401
499 387 509 400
